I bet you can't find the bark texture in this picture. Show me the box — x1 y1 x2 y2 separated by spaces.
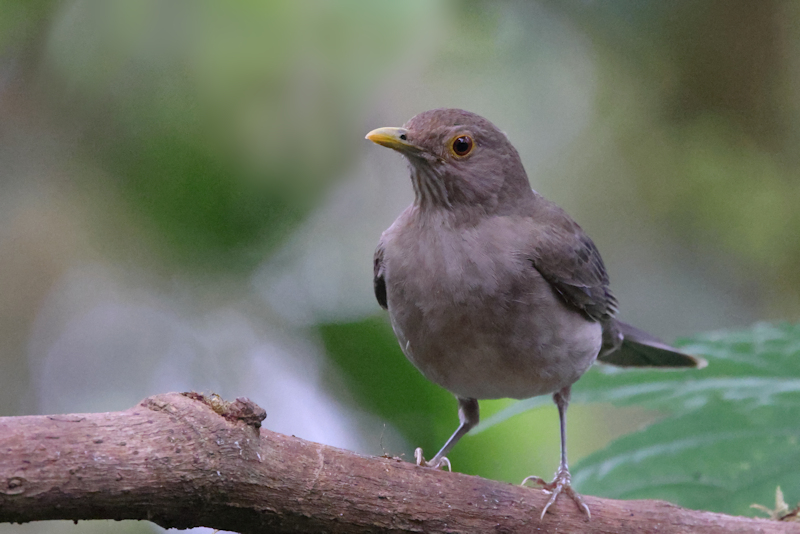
0 392 797 533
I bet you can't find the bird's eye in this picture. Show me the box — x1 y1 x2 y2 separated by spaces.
451 135 473 157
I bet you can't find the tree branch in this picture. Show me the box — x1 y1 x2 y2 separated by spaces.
0 392 796 533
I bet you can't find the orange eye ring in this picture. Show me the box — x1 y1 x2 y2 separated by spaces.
451 135 474 157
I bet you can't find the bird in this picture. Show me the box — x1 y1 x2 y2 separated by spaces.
366 108 706 519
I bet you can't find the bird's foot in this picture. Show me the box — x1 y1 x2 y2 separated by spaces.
522 467 590 519
414 447 452 471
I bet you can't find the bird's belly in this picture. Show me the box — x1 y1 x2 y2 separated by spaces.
388 285 603 400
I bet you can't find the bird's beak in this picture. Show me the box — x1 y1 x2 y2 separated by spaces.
365 127 421 156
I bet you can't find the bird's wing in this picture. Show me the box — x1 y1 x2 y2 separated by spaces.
525 197 707 368
373 241 388 309
527 200 617 322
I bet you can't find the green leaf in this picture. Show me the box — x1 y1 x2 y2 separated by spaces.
574 398 800 516
479 322 800 516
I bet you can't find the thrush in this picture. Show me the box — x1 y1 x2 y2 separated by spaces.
366 108 705 519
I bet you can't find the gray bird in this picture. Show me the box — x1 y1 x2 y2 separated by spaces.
366 108 705 519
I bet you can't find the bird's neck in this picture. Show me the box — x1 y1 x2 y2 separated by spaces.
410 166 451 210
409 160 535 216
410 194 500 230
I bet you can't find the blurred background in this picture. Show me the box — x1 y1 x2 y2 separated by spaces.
1 1 799 532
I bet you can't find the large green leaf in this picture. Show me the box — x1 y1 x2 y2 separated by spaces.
478 322 800 516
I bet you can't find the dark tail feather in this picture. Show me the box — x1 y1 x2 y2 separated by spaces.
597 320 707 368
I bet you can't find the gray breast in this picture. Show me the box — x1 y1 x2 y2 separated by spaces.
382 212 602 400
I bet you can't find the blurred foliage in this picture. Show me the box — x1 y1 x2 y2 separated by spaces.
107 134 307 269
546 0 800 316
26 0 435 270
482 322 800 516
0 0 52 51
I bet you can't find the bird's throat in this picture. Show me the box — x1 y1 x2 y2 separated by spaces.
410 166 451 209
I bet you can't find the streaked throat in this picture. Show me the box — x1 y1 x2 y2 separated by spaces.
410 165 451 209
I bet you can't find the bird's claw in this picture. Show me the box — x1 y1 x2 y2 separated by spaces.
414 447 452 471
522 467 590 519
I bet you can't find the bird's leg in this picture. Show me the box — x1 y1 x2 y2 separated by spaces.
415 397 478 471
522 386 591 519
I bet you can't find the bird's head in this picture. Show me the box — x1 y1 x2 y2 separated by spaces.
366 109 531 213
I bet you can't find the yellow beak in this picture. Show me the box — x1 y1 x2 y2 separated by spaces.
365 127 417 154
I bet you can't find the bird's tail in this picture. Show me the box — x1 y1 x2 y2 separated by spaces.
597 320 707 368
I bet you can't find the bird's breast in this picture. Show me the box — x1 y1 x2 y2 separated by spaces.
381 214 602 400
